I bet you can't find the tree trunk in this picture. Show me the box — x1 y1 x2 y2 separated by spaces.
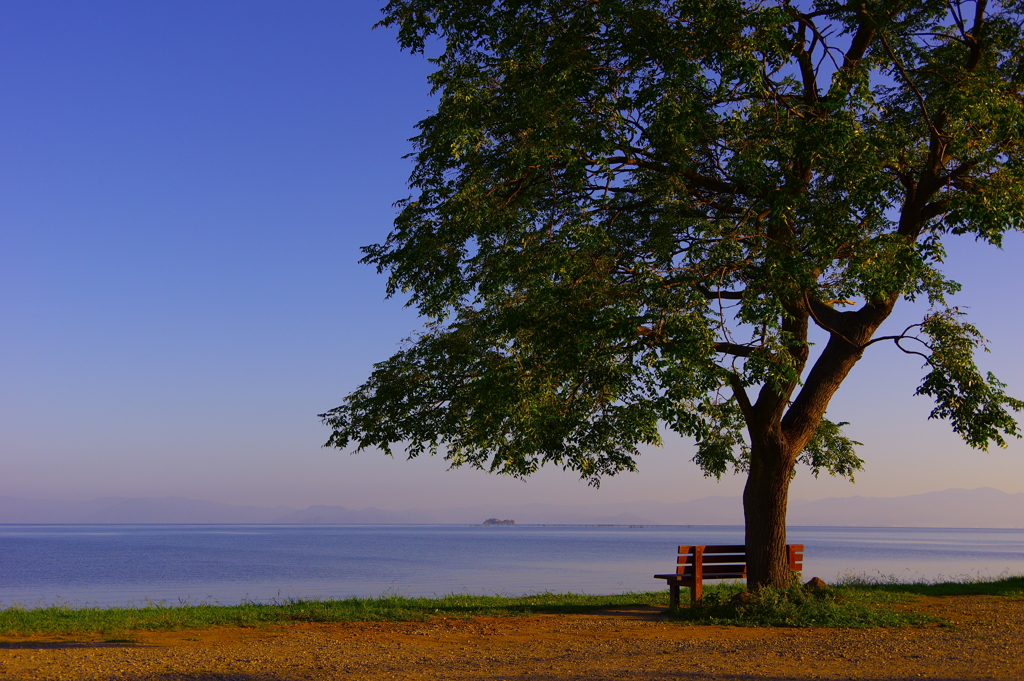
737 296 899 589
743 433 797 588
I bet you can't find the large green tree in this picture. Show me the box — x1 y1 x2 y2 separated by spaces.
322 0 1024 587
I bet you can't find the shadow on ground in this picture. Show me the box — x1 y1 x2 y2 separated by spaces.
102 674 986 681
0 640 142 649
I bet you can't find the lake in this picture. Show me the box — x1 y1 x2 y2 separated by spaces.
1 524 1022 608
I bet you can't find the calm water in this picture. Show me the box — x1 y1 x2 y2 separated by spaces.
1 524 1022 608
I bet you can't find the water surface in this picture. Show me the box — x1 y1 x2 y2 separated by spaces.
1 524 1021 608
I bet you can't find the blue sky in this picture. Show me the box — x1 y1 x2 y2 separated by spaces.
2 1 1022 510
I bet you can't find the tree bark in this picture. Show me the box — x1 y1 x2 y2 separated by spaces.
743 429 798 588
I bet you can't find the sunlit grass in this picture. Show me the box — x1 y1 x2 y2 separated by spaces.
0 591 667 637
836 572 1024 597
663 573 1024 627
666 581 927 627
1 574 1020 636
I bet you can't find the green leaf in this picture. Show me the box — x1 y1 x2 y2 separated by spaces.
916 309 1024 450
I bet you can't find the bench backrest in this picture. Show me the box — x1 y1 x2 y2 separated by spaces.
675 544 804 580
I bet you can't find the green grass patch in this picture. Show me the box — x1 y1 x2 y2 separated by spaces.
838 573 1024 598
664 573 1024 628
0 591 667 637
666 581 930 628
3 575 1020 636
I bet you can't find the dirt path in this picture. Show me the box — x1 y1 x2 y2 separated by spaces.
1 595 1021 680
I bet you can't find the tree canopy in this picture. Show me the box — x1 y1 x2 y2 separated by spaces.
322 0 1024 586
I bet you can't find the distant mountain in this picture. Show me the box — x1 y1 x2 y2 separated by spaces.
0 488 1020 527
0 496 294 524
274 503 660 525
788 488 1024 528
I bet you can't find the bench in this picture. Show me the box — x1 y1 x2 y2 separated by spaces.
654 544 804 607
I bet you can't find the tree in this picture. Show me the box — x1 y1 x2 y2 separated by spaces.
322 0 1024 587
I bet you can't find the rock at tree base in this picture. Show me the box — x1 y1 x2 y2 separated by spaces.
805 576 828 591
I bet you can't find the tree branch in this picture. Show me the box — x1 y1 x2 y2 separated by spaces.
804 294 855 345
697 284 745 300
831 9 877 90
728 373 754 423
715 342 756 357
967 0 989 71
863 322 932 360
794 20 820 105
679 168 750 196
879 33 940 141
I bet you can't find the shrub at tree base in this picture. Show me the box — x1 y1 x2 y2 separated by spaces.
669 581 935 628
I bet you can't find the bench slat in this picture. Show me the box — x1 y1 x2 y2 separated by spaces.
679 561 745 569
660 571 747 579
678 554 749 565
679 544 745 553
678 564 747 576
677 544 804 555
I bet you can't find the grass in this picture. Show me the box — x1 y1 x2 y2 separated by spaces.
665 581 930 628
0 591 666 637
1 575 1020 637
838 572 1024 597
663 573 1024 628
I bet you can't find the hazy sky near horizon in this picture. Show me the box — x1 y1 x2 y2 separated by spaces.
2 1 1023 511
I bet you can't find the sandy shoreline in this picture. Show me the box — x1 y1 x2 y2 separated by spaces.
1 595 1022 680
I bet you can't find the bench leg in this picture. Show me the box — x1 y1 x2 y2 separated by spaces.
669 583 679 609
690 572 703 604
689 545 705 604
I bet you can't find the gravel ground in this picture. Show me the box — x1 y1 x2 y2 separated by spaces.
1 595 1021 680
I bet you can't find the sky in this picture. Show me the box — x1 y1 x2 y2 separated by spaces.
2 1 1022 511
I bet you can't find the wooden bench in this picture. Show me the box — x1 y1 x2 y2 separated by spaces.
654 544 804 607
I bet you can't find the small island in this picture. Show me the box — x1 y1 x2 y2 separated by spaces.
482 518 515 525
